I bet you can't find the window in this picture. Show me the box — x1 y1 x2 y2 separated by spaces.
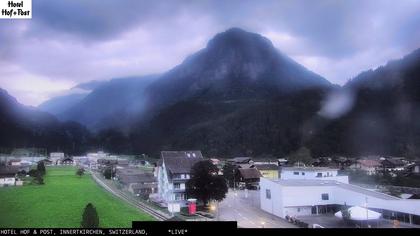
175 193 184 201
321 193 329 200
293 172 299 175
297 208 301 212
174 183 180 189
316 173 322 177
266 189 271 199
302 172 305 175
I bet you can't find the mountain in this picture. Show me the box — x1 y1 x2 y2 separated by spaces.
307 48 420 157
0 88 92 154
38 80 107 116
128 28 332 156
58 75 158 131
145 28 331 110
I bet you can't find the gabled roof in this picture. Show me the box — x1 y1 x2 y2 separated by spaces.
61 157 73 161
238 168 262 179
231 157 252 163
382 158 405 166
357 159 381 167
119 173 156 185
161 151 203 174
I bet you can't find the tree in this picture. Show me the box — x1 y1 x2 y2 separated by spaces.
222 162 236 188
28 169 38 177
81 203 99 228
186 160 228 206
103 167 113 179
76 168 85 178
37 161 46 176
287 147 313 165
35 171 44 185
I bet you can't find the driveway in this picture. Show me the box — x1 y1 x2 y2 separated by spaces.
218 189 296 228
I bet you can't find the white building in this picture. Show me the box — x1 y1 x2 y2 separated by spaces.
0 166 19 187
156 151 203 206
280 167 349 184
260 178 420 225
49 152 65 165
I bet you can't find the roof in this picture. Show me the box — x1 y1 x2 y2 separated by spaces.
238 168 262 179
231 157 252 163
255 164 279 171
61 157 73 161
357 159 381 167
0 166 19 177
382 158 405 166
131 183 158 190
119 173 156 185
161 151 203 174
116 167 146 176
281 167 338 172
237 164 254 169
269 179 399 200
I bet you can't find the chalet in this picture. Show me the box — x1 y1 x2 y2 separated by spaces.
236 168 262 189
381 158 405 172
59 157 74 165
0 166 19 187
49 152 64 165
351 159 382 175
255 164 279 179
8 158 21 166
331 157 354 169
126 174 158 199
156 151 203 206
405 161 420 176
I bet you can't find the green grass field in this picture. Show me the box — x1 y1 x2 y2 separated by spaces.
0 167 154 228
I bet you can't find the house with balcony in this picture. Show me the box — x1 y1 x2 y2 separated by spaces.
156 151 203 206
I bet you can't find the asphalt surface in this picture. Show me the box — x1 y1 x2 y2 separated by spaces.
218 189 296 228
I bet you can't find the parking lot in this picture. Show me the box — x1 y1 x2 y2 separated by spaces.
218 189 296 228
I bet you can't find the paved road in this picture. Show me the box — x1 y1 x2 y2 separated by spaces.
218 189 296 228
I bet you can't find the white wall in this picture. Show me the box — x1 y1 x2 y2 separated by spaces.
0 177 16 186
260 178 420 219
280 169 348 183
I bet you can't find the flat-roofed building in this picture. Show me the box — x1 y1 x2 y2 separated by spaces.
280 167 349 184
260 178 420 225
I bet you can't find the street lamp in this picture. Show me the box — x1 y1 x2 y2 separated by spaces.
261 221 265 228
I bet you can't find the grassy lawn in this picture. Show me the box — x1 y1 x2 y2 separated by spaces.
0 166 154 228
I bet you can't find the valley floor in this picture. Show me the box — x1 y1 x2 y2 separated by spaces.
0 166 154 228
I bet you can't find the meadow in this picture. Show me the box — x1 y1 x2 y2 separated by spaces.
0 166 154 228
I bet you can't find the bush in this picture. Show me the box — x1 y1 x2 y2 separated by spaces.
81 203 99 228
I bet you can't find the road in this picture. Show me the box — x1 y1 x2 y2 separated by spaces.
218 189 296 228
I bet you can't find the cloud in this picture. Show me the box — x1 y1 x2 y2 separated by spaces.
0 0 419 105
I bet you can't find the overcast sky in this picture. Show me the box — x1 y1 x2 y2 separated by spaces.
1 0 419 106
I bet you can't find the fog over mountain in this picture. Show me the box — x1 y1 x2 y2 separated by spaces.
2 28 420 158
0 88 91 154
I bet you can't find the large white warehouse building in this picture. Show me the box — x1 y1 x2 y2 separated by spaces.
260 168 420 225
